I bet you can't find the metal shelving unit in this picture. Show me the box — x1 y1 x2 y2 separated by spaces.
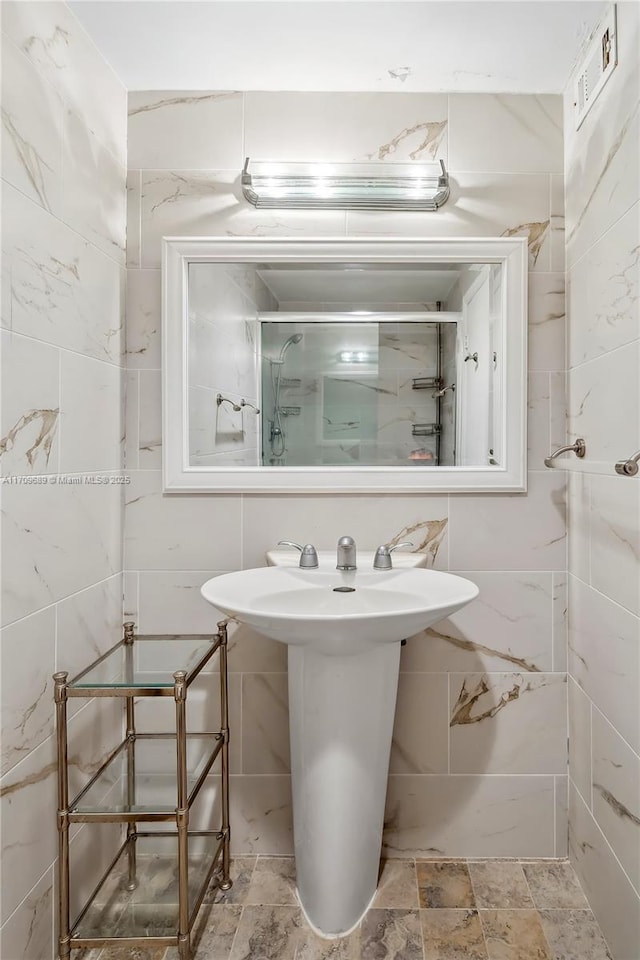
54 620 232 960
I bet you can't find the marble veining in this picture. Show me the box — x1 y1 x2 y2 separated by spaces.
502 220 549 267
453 680 514 729
1 107 54 211
388 519 447 565
593 783 640 827
22 23 70 67
424 626 541 673
0 407 59 468
451 674 542 726
0 761 57 800
367 119 447 161
129 92 238 116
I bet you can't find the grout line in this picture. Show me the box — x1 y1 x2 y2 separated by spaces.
1 572 124 632
589 700 594 812
547 173 553 272
137 169 142 270
135 369 141 470
553 776 557 857
4 173 125 271
227 904 244 958
240 92 246 168
590 699 640 763
573 785 640 901
567 198 639 272
567 335 640 375
446 672 451 776
1 326 123 372
57 342 63 482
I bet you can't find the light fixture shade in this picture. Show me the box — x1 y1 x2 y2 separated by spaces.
241 158 450 211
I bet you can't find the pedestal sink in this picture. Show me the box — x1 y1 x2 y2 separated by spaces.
201 561 478 937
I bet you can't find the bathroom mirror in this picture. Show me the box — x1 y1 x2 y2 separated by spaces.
163 237 527 492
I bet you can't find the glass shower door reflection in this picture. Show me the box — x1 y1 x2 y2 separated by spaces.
260 320 455 467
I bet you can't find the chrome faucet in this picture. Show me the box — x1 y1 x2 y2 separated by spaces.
373 541 414 570
277 540 319 568
336 536 357 571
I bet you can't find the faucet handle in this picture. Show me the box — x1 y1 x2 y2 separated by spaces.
373 541 414 570
277 540 319 568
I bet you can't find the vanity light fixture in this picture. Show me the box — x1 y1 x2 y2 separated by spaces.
242 157 450 211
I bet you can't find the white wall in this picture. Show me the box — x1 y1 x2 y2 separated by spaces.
0 3 127 957
564 5 640 958
125 90 568 860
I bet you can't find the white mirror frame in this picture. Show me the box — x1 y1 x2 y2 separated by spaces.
162 236 527 493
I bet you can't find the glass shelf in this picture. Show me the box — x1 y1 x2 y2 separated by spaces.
72 833 223 943
68 634 219 694
56 623 231 960
70 735 221 820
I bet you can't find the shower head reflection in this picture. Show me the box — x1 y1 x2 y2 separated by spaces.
270 332 303 365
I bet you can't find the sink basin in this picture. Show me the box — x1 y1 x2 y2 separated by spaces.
201 562 478 938
201 566 478 655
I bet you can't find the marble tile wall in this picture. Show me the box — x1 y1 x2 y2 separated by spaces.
125 90 568 866
0 3 127 958
563 5 640 959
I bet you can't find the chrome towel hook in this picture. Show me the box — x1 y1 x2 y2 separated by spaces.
544 438 586 467
615 450 640 476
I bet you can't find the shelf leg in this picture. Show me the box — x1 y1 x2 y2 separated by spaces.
125 695 138 891
54 672 71 960
124 623 138 891
218 622 232 891
175 670 191 960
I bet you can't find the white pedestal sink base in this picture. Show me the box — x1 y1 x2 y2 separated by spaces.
288 641 401 937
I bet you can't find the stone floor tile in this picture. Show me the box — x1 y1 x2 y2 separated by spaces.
295 925 361 959
480 910 554 960
361 909 424 960
521 862 590 910
421 908 488 959
246 856 297 905
373 860 419 909
98 947 167 960
189 904 243 960
539 909 613 960
416 862 475 909
228 905 303 960
469 861 534 909
205 857 258 906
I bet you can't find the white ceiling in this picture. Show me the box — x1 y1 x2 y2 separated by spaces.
70 1 605 93
257 266 461 304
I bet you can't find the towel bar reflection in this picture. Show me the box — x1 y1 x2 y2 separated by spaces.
216 394 260 414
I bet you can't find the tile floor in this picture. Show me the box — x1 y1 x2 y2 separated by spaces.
82 856 613 960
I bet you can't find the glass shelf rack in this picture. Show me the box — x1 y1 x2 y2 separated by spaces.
54 620 231 960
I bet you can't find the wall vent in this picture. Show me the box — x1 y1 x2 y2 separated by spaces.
574 4 618 130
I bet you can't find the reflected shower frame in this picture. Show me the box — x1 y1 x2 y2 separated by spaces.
266 332 303 461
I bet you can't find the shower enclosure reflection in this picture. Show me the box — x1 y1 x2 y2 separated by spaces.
186 260 503 469
260 319 458 467
266 332 304 462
